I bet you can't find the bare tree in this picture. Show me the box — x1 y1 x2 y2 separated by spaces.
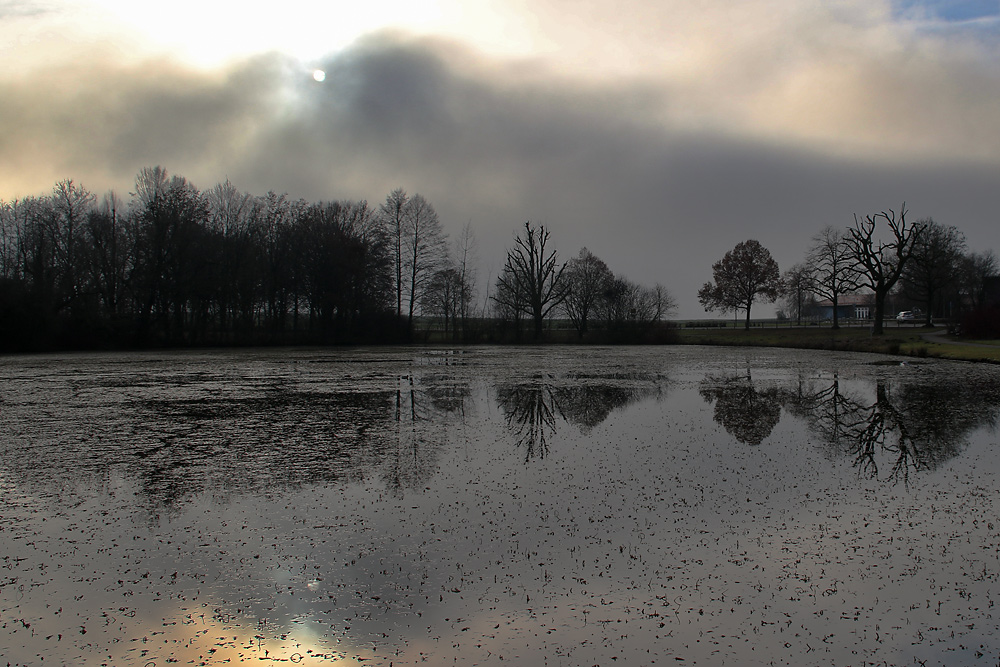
256 191 296 336
491 263 527 335
453 221 478 339
698 239 781 330
902 218 966 325
50 179 96 313
780 263 815 325
206 179 254 235
847 204 924 334
959 250 998 311
807 225 860 329
379 188 409 319
378 189 448 332
563 247 612 338
423 266 463 340
131 165 170 210
206 179 261 337
403 194 447 332
596 274 677 338
84 190 129 319
494 221 569 340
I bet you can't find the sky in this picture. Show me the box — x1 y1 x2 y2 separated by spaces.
3 0 1000 318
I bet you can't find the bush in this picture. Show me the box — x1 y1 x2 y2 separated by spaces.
960 306 1000 339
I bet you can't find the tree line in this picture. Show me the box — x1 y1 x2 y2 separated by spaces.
0 169 457 350
698 204 998 335
0 169 675 351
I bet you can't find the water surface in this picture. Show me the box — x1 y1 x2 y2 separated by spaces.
2 346 1000 665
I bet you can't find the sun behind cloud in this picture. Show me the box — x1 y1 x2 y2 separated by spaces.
24 0 530 70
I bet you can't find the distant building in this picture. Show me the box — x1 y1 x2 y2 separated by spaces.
815 293 873 321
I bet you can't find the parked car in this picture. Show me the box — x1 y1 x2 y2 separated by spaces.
896 311 915 322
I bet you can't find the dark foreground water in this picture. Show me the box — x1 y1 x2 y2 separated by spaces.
2 346 1000 666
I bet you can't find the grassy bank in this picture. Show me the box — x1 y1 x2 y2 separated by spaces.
676 325 1000 363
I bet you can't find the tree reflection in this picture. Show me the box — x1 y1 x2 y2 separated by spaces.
699 371 782 445
381 374 471 494
130 374 474 506
0 371 472 512
496 380 558 461
136 389 401 507
495 374 665 461
778 372 1000 484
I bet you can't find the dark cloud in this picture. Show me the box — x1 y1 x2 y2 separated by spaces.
0 53 287 195
3 33 999 317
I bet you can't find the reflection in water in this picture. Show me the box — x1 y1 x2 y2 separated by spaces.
779 372 1000 483
137 389 399 506
496 379 558 460
495 373 666 460
7 349 1000 666
383 374 471 493
699 370 782 445
0 369 470 510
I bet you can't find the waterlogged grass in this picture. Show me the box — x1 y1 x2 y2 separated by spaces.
3 347 1000 665
677 325 1000 363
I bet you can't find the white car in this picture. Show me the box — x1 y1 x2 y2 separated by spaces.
896 311 915 322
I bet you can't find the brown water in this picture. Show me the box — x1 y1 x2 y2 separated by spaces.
2 346 1000 666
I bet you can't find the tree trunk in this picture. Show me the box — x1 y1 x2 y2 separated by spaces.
872 290 886 335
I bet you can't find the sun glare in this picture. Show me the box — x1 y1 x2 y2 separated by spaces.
69 0 452 67
312 69 326 82
55 0 533 69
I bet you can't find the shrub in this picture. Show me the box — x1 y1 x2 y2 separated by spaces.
960 306 1000 339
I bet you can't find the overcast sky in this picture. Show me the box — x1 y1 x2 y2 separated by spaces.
3 0 999 317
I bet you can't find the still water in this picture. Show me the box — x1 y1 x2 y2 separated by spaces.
2 345 1000 666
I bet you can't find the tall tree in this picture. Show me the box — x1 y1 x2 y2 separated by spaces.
50 179 96 316
902 219 966 325
379 188 409 320
256 191 297 338
563 247 612 338
494 221 569 340
453 221 478 340
403 194 447 332
807 225 860 329
596 274 676 339
491 263 527 336
847 205 924 335
207 179 261 339
780 263 814 325
130 168 211 344
297 200 392 341
959 249 998 311
84 190 129 321
698 239 781 330
423 266 463 340
378 189 447 333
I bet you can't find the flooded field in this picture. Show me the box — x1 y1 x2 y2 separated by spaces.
2 345 1000 666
